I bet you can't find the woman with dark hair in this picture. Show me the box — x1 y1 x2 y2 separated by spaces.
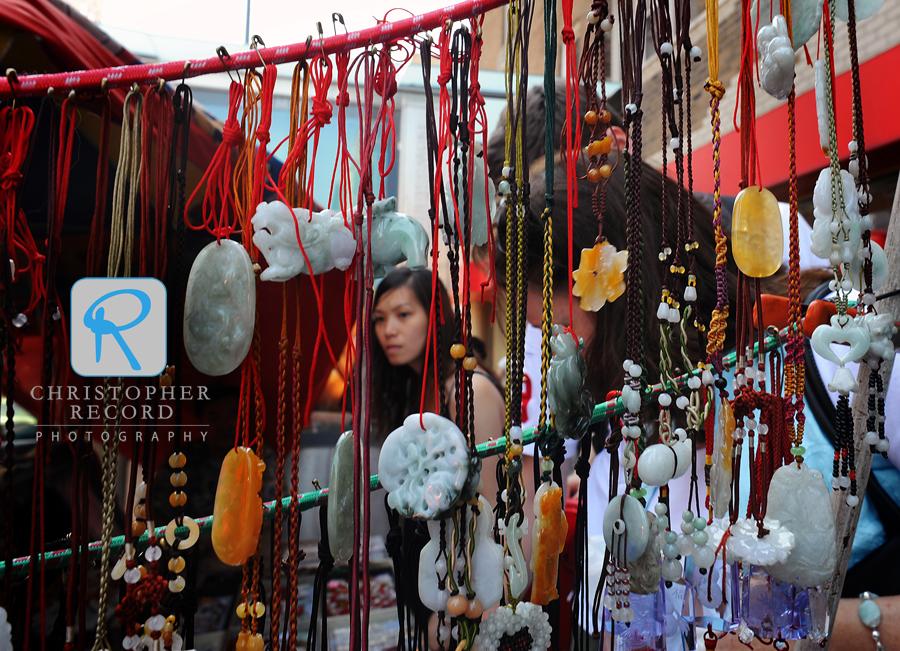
369 266 505 497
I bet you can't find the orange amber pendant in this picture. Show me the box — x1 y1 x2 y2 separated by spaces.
572 241 628 311
530 481 568 605
732 185 783 278
212 447 265 566
235 631 264 651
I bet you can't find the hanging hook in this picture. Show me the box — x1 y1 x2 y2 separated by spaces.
100 77 109 93
157 77 166 93
316 22 326 59
5 68 18 104
332 13 347 35
304 34 313 58
182 60 191 87
216 46 237 84
251 35 267 67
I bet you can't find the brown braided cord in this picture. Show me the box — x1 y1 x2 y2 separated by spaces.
90 379 121 651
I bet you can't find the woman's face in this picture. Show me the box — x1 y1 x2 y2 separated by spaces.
526 284 597 344
373 284 430 374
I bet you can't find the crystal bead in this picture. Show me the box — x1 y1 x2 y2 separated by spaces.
690 45 703 61
587 11 600 24
732 185 783 277
876 439 890 452
600 18 613 31
498 180 510 195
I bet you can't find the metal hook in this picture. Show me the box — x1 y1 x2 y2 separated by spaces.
156 77 166 93
316 22 326 59
216 46 237 84
332 13 347 35
182 60 191 87
5 68 18 103
100 78 109 93
251 35 267 68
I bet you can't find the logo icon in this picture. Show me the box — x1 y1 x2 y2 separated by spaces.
71 278 167 377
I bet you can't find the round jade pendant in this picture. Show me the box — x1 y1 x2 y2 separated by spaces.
602 494 650 561
732 185 784 278
183 239 256 376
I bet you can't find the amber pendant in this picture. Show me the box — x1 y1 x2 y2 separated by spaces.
211 447 265 566
732 185 783 278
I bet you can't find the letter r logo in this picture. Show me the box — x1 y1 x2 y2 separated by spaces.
71 278 167 377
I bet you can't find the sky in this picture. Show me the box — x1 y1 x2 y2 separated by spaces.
89 0 450 51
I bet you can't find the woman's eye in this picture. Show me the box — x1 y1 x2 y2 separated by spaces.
399 312 410 319
373 316 383 324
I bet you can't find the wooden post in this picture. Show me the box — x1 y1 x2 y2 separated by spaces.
795 173 900 651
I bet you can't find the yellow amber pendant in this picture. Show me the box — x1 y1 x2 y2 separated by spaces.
732 185 783 278
529 481 568 606
211 447 265 566
235 631 264 651
572 241 628 311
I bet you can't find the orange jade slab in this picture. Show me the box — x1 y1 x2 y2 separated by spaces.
530 481 568 605
212 447 265 566
732 185 783 278
235 631 264 651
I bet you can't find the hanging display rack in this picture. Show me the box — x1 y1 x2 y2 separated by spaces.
0 326 786 581
0 0 509 100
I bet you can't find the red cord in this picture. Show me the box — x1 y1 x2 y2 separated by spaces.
734 0 762 189
562 0 580 334
186 81 243 241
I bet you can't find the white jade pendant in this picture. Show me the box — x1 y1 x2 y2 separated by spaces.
811 315 871 394
721 517 795 566
602 494 650 561
499 511 530 600
757 15 795 101
861 313 898 363
379 413 470 519
183 239 255 376
765 463 837 587
418 519 450 612
751 0 823 51
416 499 504 614
636 440 692 487
252 201 356 280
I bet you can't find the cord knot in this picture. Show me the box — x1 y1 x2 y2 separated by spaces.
705 78 725 101
221 123 242 147
562 27 576 43
311 94 333 127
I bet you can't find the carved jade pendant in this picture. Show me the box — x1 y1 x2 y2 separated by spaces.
732 186 783 278
530 481 568 605
327 431 355 563
183 239 256 376
212 447 265 566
